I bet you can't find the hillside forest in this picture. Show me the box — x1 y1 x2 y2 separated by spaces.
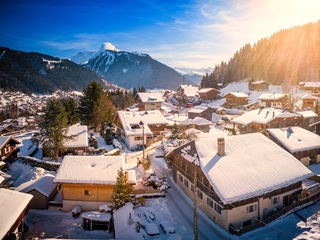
201 21 320 90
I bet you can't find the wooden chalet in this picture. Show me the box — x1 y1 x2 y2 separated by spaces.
165 133 314 234
249 80 270 91
0 189 33 240
63 124 88 156
0 136 20 163
303 82 320 93
113 110 167 150
301 94 318 110
258 93 291 108
135 92 164 111
267 127 320 166
54 155 133 211
232 108 303 133
198 88 220 101
188 105 212 121
224 92 248 109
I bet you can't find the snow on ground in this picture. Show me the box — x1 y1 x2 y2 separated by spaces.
3 82 320 239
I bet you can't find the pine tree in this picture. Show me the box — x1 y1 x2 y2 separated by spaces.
62 97 79 125
37 99 68 161
76 81 103 128
112 168 132 210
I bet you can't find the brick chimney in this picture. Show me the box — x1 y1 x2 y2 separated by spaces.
217 138 225 156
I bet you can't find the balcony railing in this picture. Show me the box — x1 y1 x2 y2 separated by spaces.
229 190 320 235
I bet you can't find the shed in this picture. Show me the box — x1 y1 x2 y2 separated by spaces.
15 174 57 209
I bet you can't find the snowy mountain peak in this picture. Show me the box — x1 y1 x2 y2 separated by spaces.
99 42 119 52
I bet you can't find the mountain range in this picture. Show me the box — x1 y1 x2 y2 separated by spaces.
0 47 119 95
72 42 194 90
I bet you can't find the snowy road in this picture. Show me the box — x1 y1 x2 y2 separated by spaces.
166 177 234 240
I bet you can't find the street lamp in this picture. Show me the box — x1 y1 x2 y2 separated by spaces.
139 120 145 160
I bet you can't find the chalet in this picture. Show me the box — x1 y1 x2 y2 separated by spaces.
177 85 199 102
249 80 270 91
301 94 318 110
113 110 168 150
0 136 20 162
258 93 290 108
267 127 320 166
303 82 320 93
136 92 165 111
63 123 88 155
296 110 319 130
0 188 33 240
232 107 302 133
54 155 132 211
189 117 213 132
15 174 58 209
188 105 212 121
166 133 313 234
224 92 248 109
198 88 220 101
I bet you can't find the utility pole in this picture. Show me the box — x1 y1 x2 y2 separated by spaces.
193 171 198 240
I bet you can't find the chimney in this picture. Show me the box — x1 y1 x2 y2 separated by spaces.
217 138 225 156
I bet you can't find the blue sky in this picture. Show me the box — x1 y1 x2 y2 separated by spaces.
1 0 320 68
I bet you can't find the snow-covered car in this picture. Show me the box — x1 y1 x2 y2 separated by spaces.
131 144 146 151
160 220 175 234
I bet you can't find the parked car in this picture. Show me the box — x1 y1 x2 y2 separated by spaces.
131 144 146 151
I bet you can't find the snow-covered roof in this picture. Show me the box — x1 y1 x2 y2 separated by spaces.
63 124 88 148
15 174 57 197
137 92 164 103
267 127 320 153
198 88 219 93
232 107 282 126
114 202 144 239
258 93 288 101
117 110 168 136
191 117 213 126
0 136 20 149
304 82 320 88
251 80 269 85
301 94 318 100
296 110 318 118
182 85 199 97
54 155 125 184
193 133 313 204
81 211 112 222
188 105 210 113
224 92 248 98
0 189 33 239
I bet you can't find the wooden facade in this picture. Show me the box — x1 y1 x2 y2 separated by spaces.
166 140 308 232
198 88 220 101
224 93 248 109
188 107 213 121
259 95 291 108
0 136 20 162
250 81 270 92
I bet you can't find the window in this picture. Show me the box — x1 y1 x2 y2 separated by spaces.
214 203 221 214
191 184 195 192
178 174 183 182
197 190 203 199
207 197 213 208
184 178 189 187
272 196 280 205
84 190 93 196
246 204 257 213
134 136 142 140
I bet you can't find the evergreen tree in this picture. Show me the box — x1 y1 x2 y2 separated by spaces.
170 122 181 140
112 168 132 210
62 97 79 125
37 99 68 161
76 81 103 128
